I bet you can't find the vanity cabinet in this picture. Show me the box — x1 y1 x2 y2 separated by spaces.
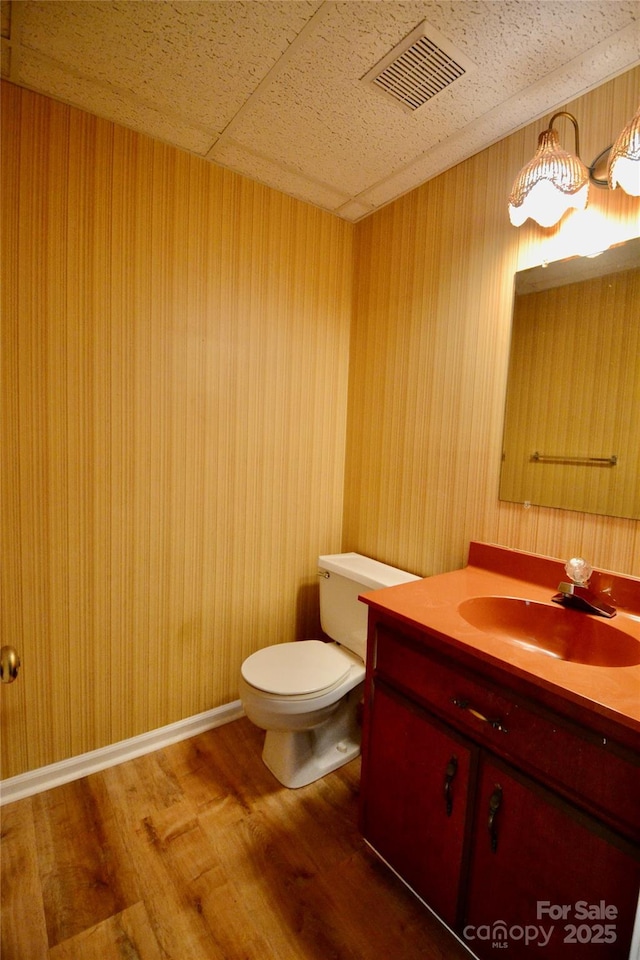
360 615 640 960
364 680 475 927
466 758 639 959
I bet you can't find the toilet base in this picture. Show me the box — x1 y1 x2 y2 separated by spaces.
260 685 363 788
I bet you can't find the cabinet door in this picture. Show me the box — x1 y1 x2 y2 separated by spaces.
361 682 475 927
464 757 640 959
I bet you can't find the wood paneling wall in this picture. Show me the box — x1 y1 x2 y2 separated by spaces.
345 67 640 579
1 83 353 778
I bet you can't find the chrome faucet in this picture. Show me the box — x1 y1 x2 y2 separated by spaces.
552 557 616 618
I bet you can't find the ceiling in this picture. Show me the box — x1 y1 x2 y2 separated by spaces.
2 1 638 221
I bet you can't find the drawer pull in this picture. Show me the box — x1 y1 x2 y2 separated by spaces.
451 697 508 734
488 784 503 852
0 646 21 684
444 756 458 816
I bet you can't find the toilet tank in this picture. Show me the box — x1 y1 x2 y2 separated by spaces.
317 553 421 660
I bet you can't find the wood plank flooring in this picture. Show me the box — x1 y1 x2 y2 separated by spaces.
1 717 472 959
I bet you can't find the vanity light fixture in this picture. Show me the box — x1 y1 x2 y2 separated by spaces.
508 105 640 228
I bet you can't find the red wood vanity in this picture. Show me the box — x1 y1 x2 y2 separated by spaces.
359 543 640 959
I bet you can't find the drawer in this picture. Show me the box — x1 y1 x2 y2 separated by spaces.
373 621 640 841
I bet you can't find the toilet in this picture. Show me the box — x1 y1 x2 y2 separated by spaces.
239 552 420 788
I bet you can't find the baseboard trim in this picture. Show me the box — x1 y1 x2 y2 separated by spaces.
0 700 245 806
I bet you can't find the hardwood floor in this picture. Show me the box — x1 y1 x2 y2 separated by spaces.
1 717 472 959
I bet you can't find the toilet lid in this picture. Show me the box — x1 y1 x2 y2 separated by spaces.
241 641 352 696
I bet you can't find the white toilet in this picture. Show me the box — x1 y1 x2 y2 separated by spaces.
239 552 420 788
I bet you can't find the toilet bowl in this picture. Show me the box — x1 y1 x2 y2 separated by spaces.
239 553 420 788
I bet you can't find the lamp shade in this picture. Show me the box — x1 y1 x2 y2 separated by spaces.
509 128 589 228
608 105 640 196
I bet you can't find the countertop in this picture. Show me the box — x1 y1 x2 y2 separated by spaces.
360 542 640 737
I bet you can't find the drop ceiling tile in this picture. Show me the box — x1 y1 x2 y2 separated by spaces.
1 0 10 38
16 0 322 132
17 46 215 154
1 41 10 78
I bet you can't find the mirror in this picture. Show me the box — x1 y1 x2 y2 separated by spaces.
499 237 640 520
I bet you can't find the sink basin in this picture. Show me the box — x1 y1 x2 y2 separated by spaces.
458 597 640 667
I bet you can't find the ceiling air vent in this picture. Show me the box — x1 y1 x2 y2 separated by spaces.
363 21 475 112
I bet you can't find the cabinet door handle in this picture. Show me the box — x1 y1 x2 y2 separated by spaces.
451 697 508 734
488 784 503 853
444 756 458 816
0 646 21 684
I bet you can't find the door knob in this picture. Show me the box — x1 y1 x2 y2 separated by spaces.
0 646 21 683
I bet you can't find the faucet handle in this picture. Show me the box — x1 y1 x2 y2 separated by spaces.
564 557 593 586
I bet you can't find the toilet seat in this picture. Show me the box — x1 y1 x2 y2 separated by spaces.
241 640 353 696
